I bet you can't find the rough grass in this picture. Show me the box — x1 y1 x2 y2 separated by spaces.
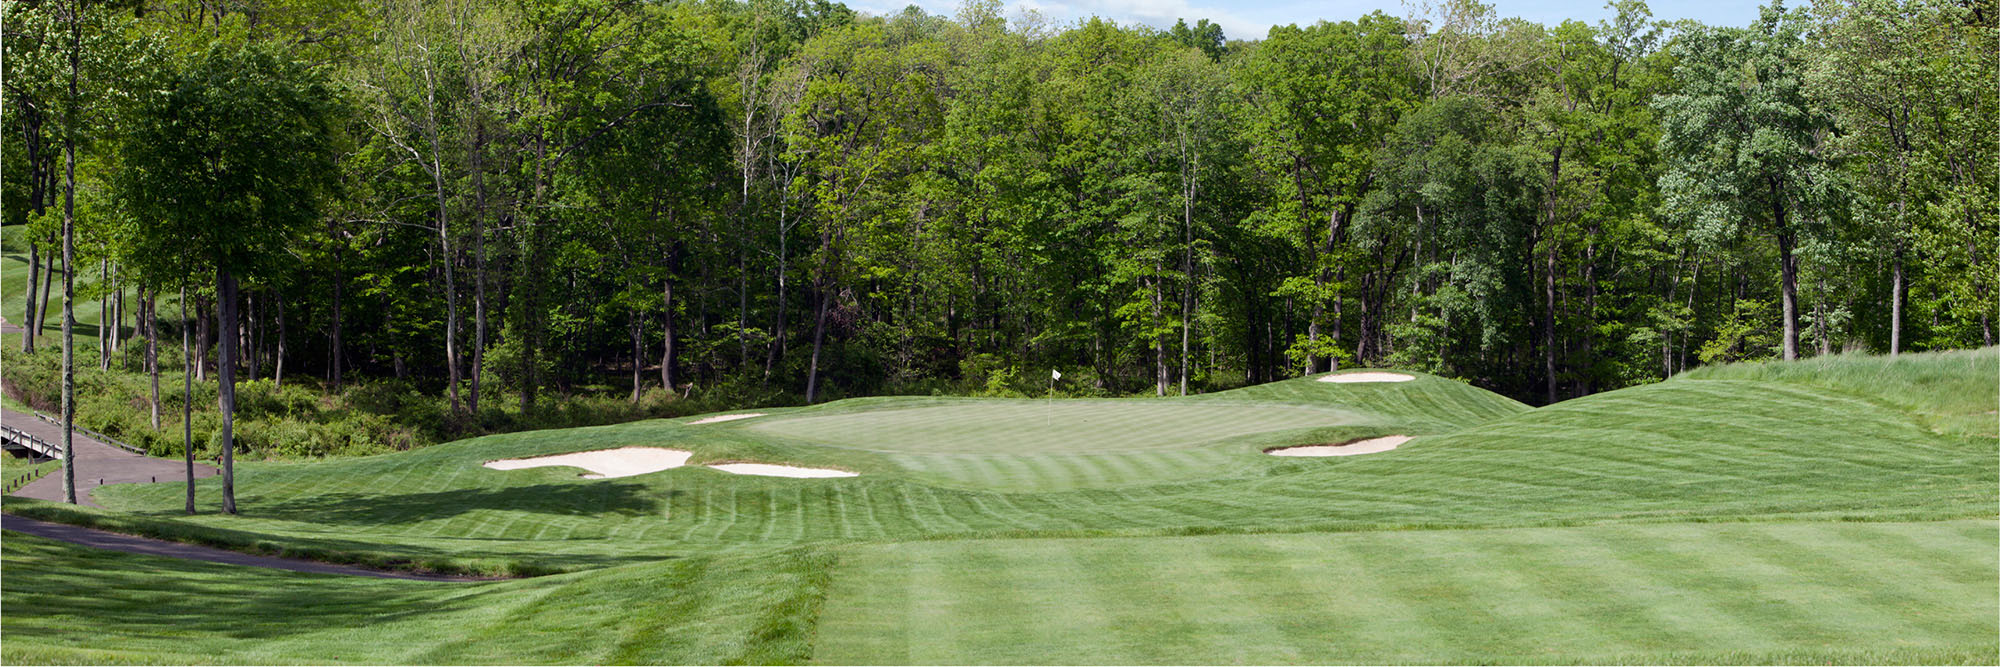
3 348 1995 664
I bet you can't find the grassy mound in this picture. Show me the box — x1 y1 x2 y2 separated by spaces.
4 349 1994 664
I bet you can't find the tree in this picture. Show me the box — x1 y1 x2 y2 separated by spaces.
120 42 342 514
1654 2 1833 361
1242 12 1416 374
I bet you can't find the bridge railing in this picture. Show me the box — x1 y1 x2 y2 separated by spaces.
31 411 147 456
1 423 60 458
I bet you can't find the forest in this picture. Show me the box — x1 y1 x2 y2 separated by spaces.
3 0 1995 460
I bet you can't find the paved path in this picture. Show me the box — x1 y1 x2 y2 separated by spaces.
0 514 492 581
3 408 217 507
0 316 23 335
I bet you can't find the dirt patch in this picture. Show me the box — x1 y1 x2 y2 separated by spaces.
688 413 767 425
707 462 858 478
1317 371 1415 383
1265 435 1412 457
484 447 692 479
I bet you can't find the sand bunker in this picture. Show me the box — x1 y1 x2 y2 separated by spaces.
484 447 692 478
1266 435 1412 457
688 413 767 425
707 463 859 478
1318 371 1415 383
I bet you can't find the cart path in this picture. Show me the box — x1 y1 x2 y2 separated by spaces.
3 407 217 507
0 514 496 581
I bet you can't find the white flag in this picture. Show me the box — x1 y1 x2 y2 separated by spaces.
1051 369 1062 380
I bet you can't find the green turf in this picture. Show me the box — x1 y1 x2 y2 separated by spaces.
1 225 160 344
45 355 1986 568
3 348 1995 664
815 520 1999 664
0 531 830 665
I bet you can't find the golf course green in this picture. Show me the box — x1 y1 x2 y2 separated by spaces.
4 349 1996 664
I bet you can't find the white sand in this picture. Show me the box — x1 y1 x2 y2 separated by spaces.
688 413 767 425
707 463 858 478
484 447 692 479
1266 435 1412 457
1318 371 1415 383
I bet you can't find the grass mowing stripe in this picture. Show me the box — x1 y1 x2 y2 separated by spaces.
815 520 1997 664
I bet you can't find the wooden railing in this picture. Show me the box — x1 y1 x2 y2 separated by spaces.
32 411 146 455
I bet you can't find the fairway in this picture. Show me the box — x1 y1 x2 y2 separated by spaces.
816 521 2000 665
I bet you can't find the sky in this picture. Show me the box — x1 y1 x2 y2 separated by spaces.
842 0 1765 41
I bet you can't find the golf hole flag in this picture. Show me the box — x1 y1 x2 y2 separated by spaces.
1052 369 1062 381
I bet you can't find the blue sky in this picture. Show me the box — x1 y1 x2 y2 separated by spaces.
844 0 1765 40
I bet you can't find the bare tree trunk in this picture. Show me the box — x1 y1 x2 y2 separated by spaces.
439 193 461 413
1151 273 1166 397
114 268 126 364
99 258 109 370
628 308 644 402
245 289 258 381
23 243 39 352
147 289 160 429
331 262 343 391
38 239 57 345
1544 237 1557 404
274 294 285 390
217 269 241 515
1889 240 1903 357
1778 230 1799 362
470 119 488 414
181 285 194 514
195 294 209 382
804 286 830 403
60 100 76 505
661 276 675 392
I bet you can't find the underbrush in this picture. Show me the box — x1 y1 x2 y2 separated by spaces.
0 345 798 460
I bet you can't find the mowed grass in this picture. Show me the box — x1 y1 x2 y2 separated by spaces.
3 348 1995 664
815 520 1999 665
0 531 831 665
747 400 1364 454
35 353 1984 572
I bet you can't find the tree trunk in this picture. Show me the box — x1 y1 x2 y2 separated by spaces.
195 294 209 382
182 285 195 515
98 258 109 370
661 275 675 392
1777 230 1798 362
147 289 160 429
1151 273 1166 397
216 269 240 515
274 294 285 389
629 310 644 402
470 126 487 414
805 286 830 403
23 243 39 352
1889 238 1903 357
331 263 343 391
38 236 57 344
1544 236 1557 404
439 186 461 413
765 226 789 381
60 113 77 505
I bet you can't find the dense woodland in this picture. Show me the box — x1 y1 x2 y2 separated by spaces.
2 0 1995 463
